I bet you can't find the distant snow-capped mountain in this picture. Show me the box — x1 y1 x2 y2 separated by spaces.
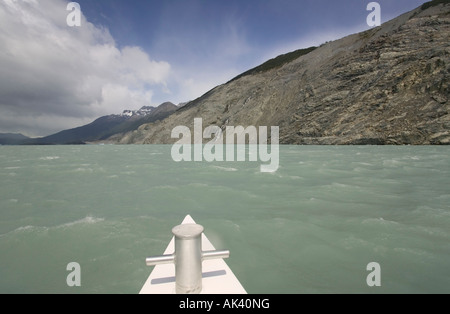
16 102 178 145
120 106 156 117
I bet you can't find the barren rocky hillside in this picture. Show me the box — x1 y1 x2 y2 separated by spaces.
108 1 449 145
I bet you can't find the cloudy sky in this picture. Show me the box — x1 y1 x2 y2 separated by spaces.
0 0 428 137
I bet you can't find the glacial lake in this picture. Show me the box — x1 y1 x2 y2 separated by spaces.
0 145 449 293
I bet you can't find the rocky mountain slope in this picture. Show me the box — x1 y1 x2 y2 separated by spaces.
109 1 449 145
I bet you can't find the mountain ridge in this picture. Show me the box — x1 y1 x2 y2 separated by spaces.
107 1 449 145
0 133 30 145
20 102 178 145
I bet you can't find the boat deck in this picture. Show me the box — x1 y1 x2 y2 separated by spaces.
140 215 247 294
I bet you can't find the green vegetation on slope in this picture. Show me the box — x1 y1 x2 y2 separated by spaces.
422 0 450 10
229 46 317 82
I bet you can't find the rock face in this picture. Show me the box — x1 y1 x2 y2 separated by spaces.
111 2 450 145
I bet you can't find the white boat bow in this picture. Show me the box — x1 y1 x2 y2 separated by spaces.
140 215 247 294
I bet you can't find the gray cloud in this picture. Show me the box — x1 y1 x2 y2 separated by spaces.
0 0 171 136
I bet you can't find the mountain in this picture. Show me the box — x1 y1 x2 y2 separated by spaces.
0 133 30 145
24 102 177 145
109 0 449 145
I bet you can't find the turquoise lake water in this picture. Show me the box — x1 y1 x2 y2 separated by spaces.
0 145 449 294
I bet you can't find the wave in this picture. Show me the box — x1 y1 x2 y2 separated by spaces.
14 225 35 232
0 225 46 238
73 167 94 173
361 217 399 225
39 156 60 160
2 216 105 237
58 216 105 228
211 165 238 172
154 185 178 190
